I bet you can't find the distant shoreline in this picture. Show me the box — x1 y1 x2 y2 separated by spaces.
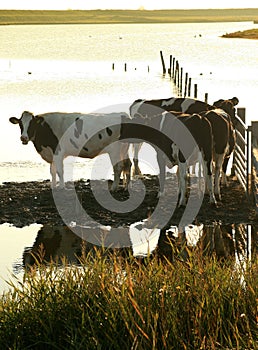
222 28 258 39
0 9 258 26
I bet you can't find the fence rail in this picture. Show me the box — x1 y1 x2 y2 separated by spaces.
231 108 250 196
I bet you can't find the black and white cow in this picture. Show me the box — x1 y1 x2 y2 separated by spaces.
120 111 216 207
199 108 234 200
10 111 131 190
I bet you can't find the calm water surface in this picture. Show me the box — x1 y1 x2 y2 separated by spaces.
0 21 257 176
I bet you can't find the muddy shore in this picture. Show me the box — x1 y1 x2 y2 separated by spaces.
0 175 256 228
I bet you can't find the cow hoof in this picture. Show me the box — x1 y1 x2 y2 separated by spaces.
215 194 222 202
210 201 218 208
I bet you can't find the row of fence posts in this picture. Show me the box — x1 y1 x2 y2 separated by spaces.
160 50 208 102
112 62 150 73
111 51 207 101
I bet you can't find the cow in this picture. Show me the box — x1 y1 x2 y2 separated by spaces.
199 108 236 197
129 96 239 185
120 111 216 207
9 111 131 190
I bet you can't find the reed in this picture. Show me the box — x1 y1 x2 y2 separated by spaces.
0 246 257 349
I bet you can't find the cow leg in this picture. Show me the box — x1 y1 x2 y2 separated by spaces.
109 143 130 191
50 162 57 188
132 143 142 177
221 156 230 186
178 162 187 207
157 150 166 197
214 154 224 201
197 160 203 198
203 160 217 205
122 158 132 190
53 155 65 189
111 161 123 191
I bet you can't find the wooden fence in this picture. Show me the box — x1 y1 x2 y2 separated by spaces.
232 108 251 196
251 121 258 214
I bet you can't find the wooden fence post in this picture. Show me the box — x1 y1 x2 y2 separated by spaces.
169 55 172 76
160 51 166 74
188 77 192 97
184 73 188 97
194 84 198 98
180 67 183 96
172 57 175 78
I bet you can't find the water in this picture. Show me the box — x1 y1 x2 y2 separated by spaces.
0 21 257 177
1 222 256 294
0 21 258 293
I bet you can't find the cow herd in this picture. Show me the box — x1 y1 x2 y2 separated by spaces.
9 96 239 207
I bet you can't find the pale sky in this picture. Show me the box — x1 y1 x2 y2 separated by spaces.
1 0 258 10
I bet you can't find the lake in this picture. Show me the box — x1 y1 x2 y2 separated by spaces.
0 21 258 180
0 21 257 293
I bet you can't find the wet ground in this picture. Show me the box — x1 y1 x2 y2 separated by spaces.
0 174 256 228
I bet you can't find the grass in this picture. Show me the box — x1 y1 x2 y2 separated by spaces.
0 245 257 349
0 9 258 25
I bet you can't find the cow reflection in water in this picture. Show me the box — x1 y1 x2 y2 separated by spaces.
23 225 133 267
23 222 253 267
157 224 253 263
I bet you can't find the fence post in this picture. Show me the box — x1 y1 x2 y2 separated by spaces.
188 77 192 97
184 73 188 97
169 55 172 76
172 57 175 78
251 121 258 210
160 51 166 74
180 67 183 96
194 84 198 98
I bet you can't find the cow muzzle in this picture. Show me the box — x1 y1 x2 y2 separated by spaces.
20 136 29 145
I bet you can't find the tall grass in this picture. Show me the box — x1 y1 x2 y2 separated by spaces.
0 246 257 349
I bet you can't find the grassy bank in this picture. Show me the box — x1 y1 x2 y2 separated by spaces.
0 247 257 349
222 28 258 39
0 9 258 25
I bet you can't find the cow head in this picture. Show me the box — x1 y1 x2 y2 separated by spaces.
213 98 239 118
9 111 35 144
213 97 240 127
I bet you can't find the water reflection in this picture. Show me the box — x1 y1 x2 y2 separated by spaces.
23 222 257 269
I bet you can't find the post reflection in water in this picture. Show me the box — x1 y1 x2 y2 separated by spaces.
23 222 256 270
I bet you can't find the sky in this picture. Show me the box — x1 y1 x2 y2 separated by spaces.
1 0 258 10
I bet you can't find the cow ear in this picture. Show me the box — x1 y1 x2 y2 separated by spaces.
9 117 20 124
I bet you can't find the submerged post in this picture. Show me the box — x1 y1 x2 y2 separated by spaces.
184 73 188 97
188 77 192 97
168 55 172 76
194 84 198 98
160 51 166 74
180 67 183 95
172 57 175 78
